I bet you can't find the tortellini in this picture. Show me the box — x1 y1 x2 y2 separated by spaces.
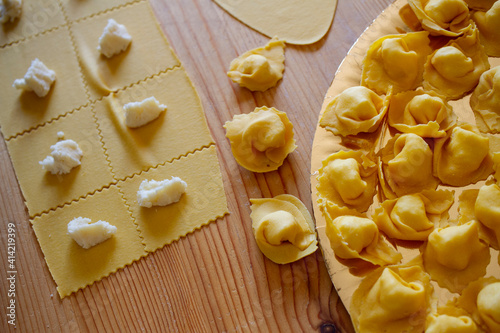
388 90 457 138
477 282 500 332
319 86 388 137
379 133 438 199
425 314 479 333
224 106 296 172
351 265 432 333
433 124 493 186
249 194 317 264
457 278 500 333
457 189 499 250
423 26 490 99
473 1 500 57
227 37 285 92
475 184 500 249
314 0 500 325
423 221 490 293
324 212 402 266
373 189 454 241
470 66 500 134
316 150 378 212
361 31 432 95
407 0 472 37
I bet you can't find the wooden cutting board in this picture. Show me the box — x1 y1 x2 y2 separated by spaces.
0 0 393 331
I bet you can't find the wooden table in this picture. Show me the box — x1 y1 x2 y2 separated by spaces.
0 0 393 331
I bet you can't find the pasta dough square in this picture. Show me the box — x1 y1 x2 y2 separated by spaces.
118 145 229 252
6 106 114 217
60 0 140 22
70 1 180 101
0 26 88 139
31 185 147 298
0 0 65 47
94 67 215 180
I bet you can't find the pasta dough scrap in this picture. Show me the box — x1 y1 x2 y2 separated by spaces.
224 106 296 173
361 31 432 95
379 133 438 199
319 86 388 137
423 25 490 99
373 189 454 241
227 37 285 92
351 265 432 333
249 194 318 264
325 213 402 266
472 1 500 57
388 89 456 138
423 221 490 293
316 150 378 212
212 0 337 45
470 66 500 134
433 124 493 187
407 0 472 37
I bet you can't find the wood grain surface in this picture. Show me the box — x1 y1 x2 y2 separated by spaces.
0 0 393 332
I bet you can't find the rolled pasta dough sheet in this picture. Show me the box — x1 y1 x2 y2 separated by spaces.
0 0 229 298
213 0 337 45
